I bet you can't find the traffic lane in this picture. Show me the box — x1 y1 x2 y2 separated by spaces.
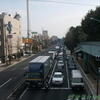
51 59 68 88
19 89 72 100
0 48 53 100
0 47 52 85
19 88 86 100
66 55 87 94
0 73 24 100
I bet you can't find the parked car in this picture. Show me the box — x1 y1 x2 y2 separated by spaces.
52 72 64 85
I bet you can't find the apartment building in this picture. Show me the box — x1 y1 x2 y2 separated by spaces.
0 13 22 63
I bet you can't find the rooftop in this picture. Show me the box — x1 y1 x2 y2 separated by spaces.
30 56 50 63
75 42 100 57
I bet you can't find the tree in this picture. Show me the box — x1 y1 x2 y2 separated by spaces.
65 26 87 51
81 7 100 41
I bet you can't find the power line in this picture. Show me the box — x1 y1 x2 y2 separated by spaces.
31 0 99 7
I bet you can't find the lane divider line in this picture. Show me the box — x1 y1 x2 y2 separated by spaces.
0 78 12 89
42 87 71 90
18 87 28 100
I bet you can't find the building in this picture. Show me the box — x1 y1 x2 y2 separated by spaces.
0 12 22 63
42 30 49 40
74 42 100 77
42 30 49 48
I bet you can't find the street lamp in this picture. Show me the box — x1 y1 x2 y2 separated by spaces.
90 17 100 23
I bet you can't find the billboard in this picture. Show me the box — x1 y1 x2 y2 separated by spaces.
22 38 33 43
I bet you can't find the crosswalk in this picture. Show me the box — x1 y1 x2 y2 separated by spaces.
67 94 93 100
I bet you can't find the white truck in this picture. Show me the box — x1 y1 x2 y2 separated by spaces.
71 70 84 90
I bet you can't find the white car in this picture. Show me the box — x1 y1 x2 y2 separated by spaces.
57 60 64 67
52 72 64 85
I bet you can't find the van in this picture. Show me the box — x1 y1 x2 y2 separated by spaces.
71 70 84 90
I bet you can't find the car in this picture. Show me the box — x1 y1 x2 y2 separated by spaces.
59 52 63 56
57 60 64 67
52 72 64 85
58 56 63 60
57 60 64 70
57 55 63 60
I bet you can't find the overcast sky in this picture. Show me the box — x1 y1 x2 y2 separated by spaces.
0 0 99 38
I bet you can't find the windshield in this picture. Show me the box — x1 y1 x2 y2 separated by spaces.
72 78 83 83
54 74 62 78
26 72 42 79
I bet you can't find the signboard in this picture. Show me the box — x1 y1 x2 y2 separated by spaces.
32 32 37 34
7 34 13 38
22 38 33 43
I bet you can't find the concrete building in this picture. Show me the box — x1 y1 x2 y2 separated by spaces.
42 30 49 40
0 12 22 63
74 42 100 95
42 30 49 48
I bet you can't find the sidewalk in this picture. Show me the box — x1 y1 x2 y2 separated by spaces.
0 54 35 72
77 58 100 95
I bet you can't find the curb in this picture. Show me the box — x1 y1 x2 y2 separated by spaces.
0 54 35 72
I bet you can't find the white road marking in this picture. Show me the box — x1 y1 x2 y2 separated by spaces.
65 61 70 88
48 60 57 84
19 88 28 100
0 78 12 88
42 87 71 90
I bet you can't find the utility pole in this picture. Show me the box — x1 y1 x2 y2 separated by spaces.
27 0 30 39
26 0 30 54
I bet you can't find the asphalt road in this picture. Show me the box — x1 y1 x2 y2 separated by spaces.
0 46 87 100
0 47 54 100
19 50 87 100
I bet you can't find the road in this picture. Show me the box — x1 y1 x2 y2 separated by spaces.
18 49 87 100
0 46 87 100
0 47 53 100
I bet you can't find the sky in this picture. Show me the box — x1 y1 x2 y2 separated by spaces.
0 0 99 38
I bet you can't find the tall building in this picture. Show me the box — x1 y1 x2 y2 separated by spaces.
42 30 49 48
42 30 49 40
0 12 22 63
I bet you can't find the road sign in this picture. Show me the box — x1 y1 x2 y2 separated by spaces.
32 32 37 34
7 34 13 38
22 38 33 43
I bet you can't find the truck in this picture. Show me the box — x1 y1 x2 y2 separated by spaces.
25 56 52 87
71 70 84 90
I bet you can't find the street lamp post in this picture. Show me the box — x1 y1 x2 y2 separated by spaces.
26 0 30 54
27 0 30 39
90 17 100 23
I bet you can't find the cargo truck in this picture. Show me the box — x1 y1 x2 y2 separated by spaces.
25 56 52 87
